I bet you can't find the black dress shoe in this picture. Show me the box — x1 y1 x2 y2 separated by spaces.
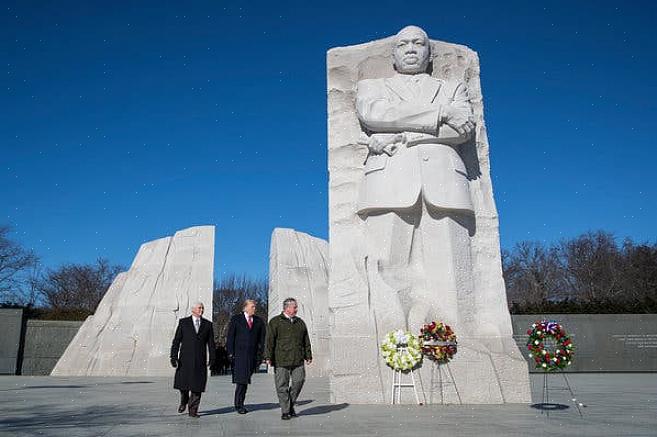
178 404 187 413
237 407 248 414
281 413 291 420
289 407 297 417
189 411 200 418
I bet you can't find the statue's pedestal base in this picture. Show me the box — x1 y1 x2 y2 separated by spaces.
330 336 531 404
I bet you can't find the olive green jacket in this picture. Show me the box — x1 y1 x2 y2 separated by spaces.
265 313 312 367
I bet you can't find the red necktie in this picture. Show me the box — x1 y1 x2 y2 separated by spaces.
247 316 253 329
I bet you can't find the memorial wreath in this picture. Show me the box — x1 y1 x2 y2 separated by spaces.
381 329 423 372
419 321 457 363
526 320 574 371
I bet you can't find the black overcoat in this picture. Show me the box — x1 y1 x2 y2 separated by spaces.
170 316 216 392
226 313 265 384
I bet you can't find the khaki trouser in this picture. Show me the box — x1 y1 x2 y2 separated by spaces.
274 365 305 414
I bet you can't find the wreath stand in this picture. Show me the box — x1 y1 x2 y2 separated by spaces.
390 367 425 405
422 338 461 405
430 362 462 405
536 370 584 417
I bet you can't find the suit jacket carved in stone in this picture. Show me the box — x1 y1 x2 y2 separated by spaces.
356 73 474 214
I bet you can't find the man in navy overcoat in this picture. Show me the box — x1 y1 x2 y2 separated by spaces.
226 299 266 414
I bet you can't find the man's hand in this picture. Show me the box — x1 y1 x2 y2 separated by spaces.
170 358 178 368
442 105 475 137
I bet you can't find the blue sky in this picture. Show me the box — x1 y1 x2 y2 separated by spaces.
2 1 656 279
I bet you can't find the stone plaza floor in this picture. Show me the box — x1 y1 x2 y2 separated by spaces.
0 372 655 436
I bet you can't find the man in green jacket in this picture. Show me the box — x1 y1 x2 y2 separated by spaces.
265 297 312 420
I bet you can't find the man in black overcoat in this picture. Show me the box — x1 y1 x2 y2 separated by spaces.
170 302 216 418
226 299 266 414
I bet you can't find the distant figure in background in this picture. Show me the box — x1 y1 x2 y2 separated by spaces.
265 297 312 420
210 345 221 375
212 344 230 375
223 348 232 375
170 302 216 418
226 299 266 414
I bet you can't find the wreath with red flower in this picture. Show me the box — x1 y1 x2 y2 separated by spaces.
419 321 457 364
526 320 574 372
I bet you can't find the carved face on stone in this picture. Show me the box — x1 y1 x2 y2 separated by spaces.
393 26 431 75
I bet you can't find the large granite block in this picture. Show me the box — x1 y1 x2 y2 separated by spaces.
51 226 214 376
327 27 530 404
268 228 329 377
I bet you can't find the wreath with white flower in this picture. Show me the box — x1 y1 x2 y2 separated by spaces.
381 329 423 372
526 320 574 372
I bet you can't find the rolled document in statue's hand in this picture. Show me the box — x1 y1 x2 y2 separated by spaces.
359 132 406 156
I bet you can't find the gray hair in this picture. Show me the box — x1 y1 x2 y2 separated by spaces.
283 298 297 309
192 302 205 308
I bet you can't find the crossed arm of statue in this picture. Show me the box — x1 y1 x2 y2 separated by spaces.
356 80 475 156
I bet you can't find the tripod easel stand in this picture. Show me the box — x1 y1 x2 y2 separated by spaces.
391 367 424 405
539 370 584 417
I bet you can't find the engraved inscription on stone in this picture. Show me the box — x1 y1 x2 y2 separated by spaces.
612 334 657 349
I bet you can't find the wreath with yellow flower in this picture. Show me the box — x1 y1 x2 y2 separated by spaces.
419 321 457 364
380 329 423 372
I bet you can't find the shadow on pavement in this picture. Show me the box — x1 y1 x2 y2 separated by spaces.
299 403 349 416
202 399 314 416
0 404 156 431
201 406 235 416
531 403 570 411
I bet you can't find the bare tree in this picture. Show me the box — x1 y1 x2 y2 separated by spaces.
213 273 268 342
0 225 39 304
619 239 657 307
505 230 657 313
503 241 565 305
36 258 124 313
558 231 623 302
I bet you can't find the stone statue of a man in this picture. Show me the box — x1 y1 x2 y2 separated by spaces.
356 25 478 335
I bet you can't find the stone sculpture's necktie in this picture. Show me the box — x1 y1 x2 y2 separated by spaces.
407 75 421 98
247 316 253 329
195 318 200 333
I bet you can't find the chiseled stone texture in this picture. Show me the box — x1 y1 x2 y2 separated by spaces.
268 228 329 377
51 226 214 376
327 31 530 404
